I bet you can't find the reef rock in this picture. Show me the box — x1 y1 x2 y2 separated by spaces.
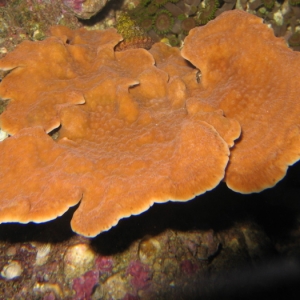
63 0 109 19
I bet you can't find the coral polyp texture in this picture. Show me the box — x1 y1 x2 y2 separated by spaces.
0 11 300 237
153 10 174 34
0 22 238 237
196 0 219 25
126 0 220 44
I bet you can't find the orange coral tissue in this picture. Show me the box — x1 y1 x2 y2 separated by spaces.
0 11 299 237
181 10 300 193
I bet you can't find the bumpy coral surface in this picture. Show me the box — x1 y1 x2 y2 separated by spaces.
0 23 239 237
0 10 300 237
181 10 300 192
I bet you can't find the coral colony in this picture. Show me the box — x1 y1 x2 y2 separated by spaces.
0 11 300 237
125 0 220 46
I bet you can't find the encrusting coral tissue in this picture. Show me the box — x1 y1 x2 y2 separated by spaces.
0 10 299 237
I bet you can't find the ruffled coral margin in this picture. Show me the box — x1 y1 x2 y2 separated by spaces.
0 11 300 237
0 22 237 237
181 10 300 193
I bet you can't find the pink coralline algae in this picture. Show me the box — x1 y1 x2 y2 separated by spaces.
63 0 84 13
42 292 56 300
180 259 199 275
95 256 113 275
126 261 152 291
72 270 99 300
63 0 109 19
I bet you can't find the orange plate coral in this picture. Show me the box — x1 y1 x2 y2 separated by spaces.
0 23 239 237
0 11 299 237
181 10 300 193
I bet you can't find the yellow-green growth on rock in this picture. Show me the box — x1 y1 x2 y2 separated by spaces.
116 12 146 40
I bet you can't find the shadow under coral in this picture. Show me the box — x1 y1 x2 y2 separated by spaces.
0 161 300 253
1 163 300 299
94 162 300 255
